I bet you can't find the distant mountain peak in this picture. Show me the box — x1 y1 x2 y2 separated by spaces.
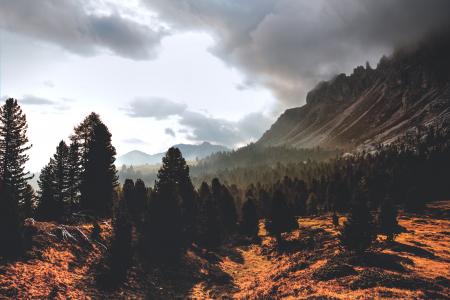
116 142 229 166
258 34 450 150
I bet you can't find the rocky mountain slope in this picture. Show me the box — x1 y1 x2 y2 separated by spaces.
116 142 229 166
258 34 450 150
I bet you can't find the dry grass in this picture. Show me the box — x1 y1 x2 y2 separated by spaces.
0 201 449 299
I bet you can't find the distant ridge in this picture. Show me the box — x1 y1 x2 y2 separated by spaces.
258 34 450 150
116 142 229 166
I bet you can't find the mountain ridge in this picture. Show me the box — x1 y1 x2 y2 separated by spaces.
116 141 229 166
258 34 450 150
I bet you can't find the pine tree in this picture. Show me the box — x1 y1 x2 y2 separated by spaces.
240 198 259 239
340 199 375 253
78 116 118 216
0 179 23 258
67 140 81 210
53 141 70 211
36 159 60 220
196 182 221 249
22 184 36 219
107 186 132 284
211 178 237 235
144 148 192 262
266 189 298 248
377 196 399 242
130 178 146 223
0 98 32 204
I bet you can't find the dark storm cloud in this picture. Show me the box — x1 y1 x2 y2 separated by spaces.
0 0 167 60
125 97 187 119
145 0 450 106
165 128 176 137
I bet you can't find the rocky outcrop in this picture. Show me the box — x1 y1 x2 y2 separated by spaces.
258 34 450 150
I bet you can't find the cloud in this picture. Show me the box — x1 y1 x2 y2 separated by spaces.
0 0 167 60
145 0 450 106
165 128 176 137
21 95 55 105
43 80 55 88
123 138 147 145
179 111 272 146
19 95 72 111
125 97 187 119
124 96 271 146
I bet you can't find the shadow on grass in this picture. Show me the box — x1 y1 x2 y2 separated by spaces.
331 251 413 272
387 241 435 259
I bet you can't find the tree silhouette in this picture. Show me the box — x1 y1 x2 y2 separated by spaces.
196 182 221 249
377 196 399 242
211 178 237 235
0 179 23 258
129 178 147 223
340 198 375 253
36 159 60 220
240 198 259 239
143 148 192 262
67 140 81 210
266 189 298 248
79 116 118 216
22 184 36 219
53 141 70 211
106 186 132 285
0 98 32 205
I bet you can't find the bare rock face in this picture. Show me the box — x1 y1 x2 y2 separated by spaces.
258 34 450 150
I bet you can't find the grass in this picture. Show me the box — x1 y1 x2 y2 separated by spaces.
0 200 449 299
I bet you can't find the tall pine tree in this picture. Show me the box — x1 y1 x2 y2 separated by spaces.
0 98 32 204
73 114 117 216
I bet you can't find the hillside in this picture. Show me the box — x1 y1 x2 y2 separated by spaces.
258 34 450 150
116 142 229 166
1 201 448 299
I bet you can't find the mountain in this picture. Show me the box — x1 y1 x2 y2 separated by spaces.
116 142 229 166
258 34 450 150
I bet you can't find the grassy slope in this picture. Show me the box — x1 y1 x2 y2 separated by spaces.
0 201 449 299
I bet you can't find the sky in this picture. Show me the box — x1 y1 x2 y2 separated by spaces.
0 0 449 171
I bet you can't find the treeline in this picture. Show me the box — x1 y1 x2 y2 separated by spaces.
192 143 339 175
197 125 450 214
116 145 339 187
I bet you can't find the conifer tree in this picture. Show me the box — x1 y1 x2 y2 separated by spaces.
211 178 237 235
340 198 375 253
22 184 36 219
196 182 221 249
144 148 192 262
36 159 60 220
0 179 23 258
53 141 70 209
67 140 81 209
240 198 259 239
266 189 298 248
130 178 146 223
377 196 399 242
0 98 32 204
79 116 118 216
107 187 132 284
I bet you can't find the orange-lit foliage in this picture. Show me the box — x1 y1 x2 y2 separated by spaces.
0 201 449 299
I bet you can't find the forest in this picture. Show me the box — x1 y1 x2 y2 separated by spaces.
0 97 449 298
